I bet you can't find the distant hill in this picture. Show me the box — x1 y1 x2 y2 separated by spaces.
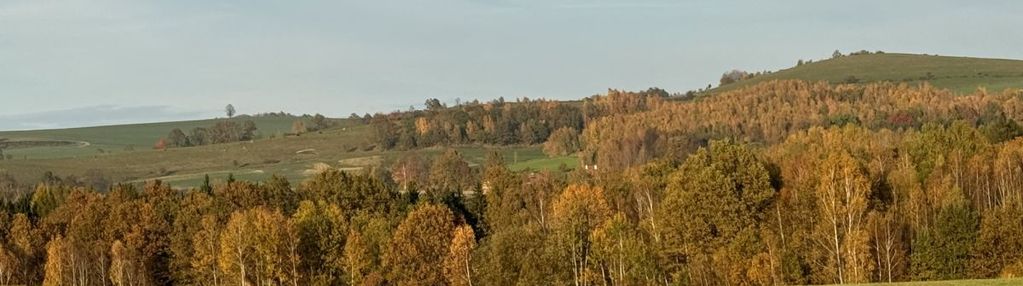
708 53 1023 94
0 115 302 159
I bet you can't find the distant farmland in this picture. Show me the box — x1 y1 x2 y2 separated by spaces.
0 115 577 188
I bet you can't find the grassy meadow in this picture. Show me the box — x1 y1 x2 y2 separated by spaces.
708 53 1023 94
0 115 299 159
0 116 577 188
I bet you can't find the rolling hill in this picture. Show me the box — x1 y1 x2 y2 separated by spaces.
0 116 575 188
708 53 1023 94
0 115 300 159
4 52 1021 188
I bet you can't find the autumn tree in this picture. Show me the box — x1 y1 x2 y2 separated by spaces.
443 225 477 286
344 229 371 286
552 184 611 286
168 187 216 281
42 235 93 286
110 240 146 286
544 127 580 157
291 200 348 285
391 152 429 193
219 211 252 286
474 153 564 285
218 208 300 286
590 212 658 285
9 213 42 285
191 215 221 286
814 150 872 284
251 208 301 286
867 209 907 283
385 204 456 286
0 243 15 286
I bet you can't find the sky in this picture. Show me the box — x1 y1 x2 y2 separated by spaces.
1 0 1022 130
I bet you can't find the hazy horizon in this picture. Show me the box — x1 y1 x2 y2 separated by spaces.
3 0 1022 130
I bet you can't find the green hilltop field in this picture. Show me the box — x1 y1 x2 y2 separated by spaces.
0 116 576 188
708 52 1023 94
0 115 299 159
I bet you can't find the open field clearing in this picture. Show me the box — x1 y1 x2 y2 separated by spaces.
0 119 577 188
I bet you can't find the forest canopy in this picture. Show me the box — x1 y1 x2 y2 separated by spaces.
2 80 1023 285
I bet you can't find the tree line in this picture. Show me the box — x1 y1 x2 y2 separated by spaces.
370 88 671 151
582 80 1023 169
163 121 258 149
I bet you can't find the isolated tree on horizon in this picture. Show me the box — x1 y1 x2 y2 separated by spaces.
225 104 236 118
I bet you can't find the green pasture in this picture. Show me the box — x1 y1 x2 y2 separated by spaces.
708 53 1023 95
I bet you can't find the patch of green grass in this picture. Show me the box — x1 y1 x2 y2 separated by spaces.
509 155 579 172
454 146 549 166
840 278 1023 286
0 115 308 159
708 53 1023 95
0 122 375 186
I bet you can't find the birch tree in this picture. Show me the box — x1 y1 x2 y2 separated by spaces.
192 215 221 286
219 211 251 286
443 225 477 286
815 150 872 284
0 244 16 286
552 184 610 286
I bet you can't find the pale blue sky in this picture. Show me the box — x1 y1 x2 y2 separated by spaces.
1 0 1021 130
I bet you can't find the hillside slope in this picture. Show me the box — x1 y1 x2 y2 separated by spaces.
0 115 574 187
0 115 300 159
710 53 1023 94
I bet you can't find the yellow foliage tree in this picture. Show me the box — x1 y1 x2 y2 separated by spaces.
385 204 455 286
815 150 873 284
552 184 610 286
443 225 477 286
